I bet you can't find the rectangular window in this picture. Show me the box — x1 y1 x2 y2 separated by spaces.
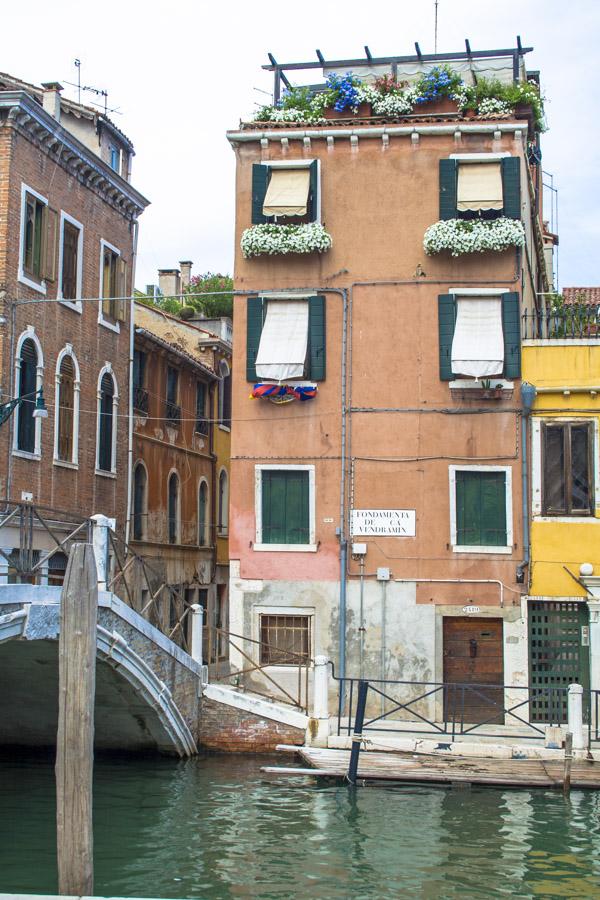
60 218 82 302
260 614 310 665
166 366 180 426
542 423 593 516
100 241 127 324
439 156 521 221
451 296 504 379
438 292 520 381
133 350 148 414
252 161 319 225
195 382 208 435
256 300 309 381
109 145 121 174
455 470 507 547
24 193 46 279
21 187 57 287
247 295 326 383
261 469 310 545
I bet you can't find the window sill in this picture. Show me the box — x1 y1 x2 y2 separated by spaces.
12 449 41 461
452 544 512 555
98 315 121 334
218 424 231 433
58 299 83 314
533 515 598 524
217 530 229 538
254 543 317 553
53 458 78 470
95 468 117 479
18 272 46 295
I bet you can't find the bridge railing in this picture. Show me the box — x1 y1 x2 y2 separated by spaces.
209 625 312 713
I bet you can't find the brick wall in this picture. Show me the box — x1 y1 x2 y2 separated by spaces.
199 696 305 752
0 113 143 529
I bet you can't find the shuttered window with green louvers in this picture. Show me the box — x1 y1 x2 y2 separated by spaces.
251 161 319 224
455 470 507 547
438 157 521 220
246 295 326 382
437 292 521 381
261 470 310 545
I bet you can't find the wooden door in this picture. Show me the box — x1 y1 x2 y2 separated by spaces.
443 617 504 725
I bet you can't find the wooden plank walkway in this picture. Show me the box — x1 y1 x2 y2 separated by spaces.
261 746 600 789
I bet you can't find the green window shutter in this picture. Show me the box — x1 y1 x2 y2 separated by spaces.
502 292 521 378
439 159 458 220
308 159 319 222
262 470 310 544
501 157 521 219
246 295 264 382
252 164 272 224
308 295 326 381
438 294 456 381
456 471 507 547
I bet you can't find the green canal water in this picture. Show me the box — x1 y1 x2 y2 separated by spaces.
1 751 600 899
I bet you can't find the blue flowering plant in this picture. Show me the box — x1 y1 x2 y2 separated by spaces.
413 65 464 105
323 72 362 113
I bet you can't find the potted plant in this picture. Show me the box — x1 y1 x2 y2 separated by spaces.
411 66 462 115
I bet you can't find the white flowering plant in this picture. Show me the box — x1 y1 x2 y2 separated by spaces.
423 218 526 257
251 70 546 130
241 223 333 258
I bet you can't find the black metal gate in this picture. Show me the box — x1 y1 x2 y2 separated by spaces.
528 600 590 723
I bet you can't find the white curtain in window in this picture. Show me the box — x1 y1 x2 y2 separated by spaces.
451 297 504 378
263 169 310 217
457 162 503 211
256 300 309 382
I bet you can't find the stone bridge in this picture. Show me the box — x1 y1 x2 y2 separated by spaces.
0 585 201 756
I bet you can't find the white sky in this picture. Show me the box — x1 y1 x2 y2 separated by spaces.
3 0 599 291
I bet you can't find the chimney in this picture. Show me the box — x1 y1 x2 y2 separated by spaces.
179 260 193 288
158 268 181 298
41 82 63 123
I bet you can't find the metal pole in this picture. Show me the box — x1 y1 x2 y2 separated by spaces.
347 679 369 785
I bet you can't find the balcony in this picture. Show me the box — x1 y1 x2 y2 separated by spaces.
195 417 210 437
165 401 181 427
133 386 149 415
522 306 600 341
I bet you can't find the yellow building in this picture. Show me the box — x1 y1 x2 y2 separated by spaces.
522 287 600 698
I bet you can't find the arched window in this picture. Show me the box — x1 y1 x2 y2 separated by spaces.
198 480 209 546
133 463 148 541
218 469 229 535
168 472 180 544
218 359 231 429
97 368 117 472
55 350 79 463
16 338 38 453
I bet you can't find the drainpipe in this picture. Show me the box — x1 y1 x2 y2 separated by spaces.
124 219 139 546
518 382 537 589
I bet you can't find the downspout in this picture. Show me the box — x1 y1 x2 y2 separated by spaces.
5 297 17 503
518 382 537 589
209 380 218 585
124 219 139 546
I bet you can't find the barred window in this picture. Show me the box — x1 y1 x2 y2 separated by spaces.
260 614 311 665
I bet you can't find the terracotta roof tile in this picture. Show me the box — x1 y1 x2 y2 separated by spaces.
563 288 600 306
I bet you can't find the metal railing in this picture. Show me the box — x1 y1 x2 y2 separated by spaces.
522 305 600 340
211 626 312 713
194 417 209 436
336 676 594 743
165 400 181 426
133 386 149 414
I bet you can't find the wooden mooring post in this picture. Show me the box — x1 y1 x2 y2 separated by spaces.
55 543 98 896
563 732 573 796
347 680 369 785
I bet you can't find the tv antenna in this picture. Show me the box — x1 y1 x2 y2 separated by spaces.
434 1 439 53
64 59 121 115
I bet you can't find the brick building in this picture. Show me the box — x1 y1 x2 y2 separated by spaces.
0 73 148 580
131 299 232 670
228 44 551 717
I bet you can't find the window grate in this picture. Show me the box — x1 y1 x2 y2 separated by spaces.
260 614 310 665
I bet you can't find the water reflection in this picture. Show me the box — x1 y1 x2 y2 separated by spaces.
1 751 600 898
